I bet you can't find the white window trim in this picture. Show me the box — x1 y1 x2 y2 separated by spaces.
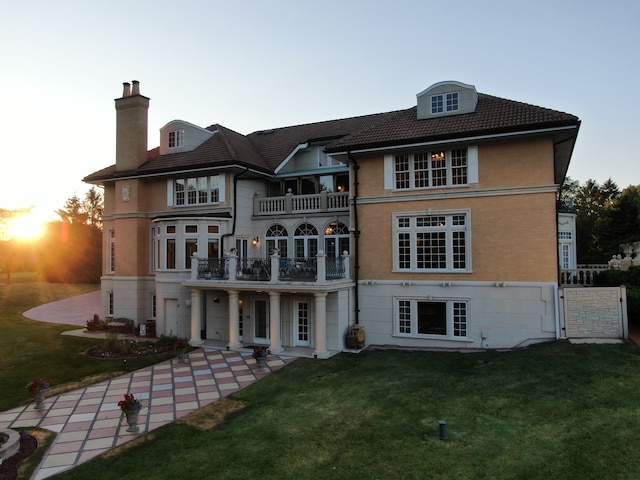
394 296 470 340
167 173 225 207
384 146 478 191
430 92 460 115
392 209 472 273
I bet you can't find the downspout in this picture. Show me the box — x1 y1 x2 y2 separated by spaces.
348 152 360 325
220 167 250 253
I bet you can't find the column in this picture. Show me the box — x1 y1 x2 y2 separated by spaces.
227 290 241 349
269 291 283 353
314 292 329 358
189 290 203 345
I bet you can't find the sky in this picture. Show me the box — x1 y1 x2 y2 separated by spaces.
1 0 638 221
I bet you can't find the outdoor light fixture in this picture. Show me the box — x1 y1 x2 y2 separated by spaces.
252 237 260 245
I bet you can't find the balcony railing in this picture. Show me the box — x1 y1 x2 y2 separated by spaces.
560 265 608 287
192 252 350 283
254 190 349 216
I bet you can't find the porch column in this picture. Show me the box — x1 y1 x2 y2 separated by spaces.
228 290 241 349
314 292 329 358
269 291 283 353
189 290 203 345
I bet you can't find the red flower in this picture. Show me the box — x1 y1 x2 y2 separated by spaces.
26 379 50 393
118 393 142 412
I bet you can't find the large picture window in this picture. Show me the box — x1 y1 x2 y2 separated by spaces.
394 211 470 272
396 298 468 339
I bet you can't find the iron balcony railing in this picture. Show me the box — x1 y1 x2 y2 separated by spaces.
193 252 350 283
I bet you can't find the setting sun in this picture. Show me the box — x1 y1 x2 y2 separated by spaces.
7 212 46 241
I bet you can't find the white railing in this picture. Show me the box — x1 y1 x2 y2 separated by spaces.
254 191 349 216
560 265 608 287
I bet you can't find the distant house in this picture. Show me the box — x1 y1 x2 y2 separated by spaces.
84 80 580 356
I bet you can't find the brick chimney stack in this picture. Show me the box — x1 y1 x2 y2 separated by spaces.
115 80 149 172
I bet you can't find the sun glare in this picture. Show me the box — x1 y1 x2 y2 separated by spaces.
7 213 46 241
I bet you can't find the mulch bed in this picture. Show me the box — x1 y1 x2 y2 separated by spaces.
0 434 37 480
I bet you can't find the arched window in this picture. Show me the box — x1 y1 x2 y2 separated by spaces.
324 221 350 258
266 224 288 257
294 223 318 259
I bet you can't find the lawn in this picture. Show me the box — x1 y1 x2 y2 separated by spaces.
56 343 640 479
0 275 175 411
3 278 640 479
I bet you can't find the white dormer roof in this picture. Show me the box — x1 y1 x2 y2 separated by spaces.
416 81 478 120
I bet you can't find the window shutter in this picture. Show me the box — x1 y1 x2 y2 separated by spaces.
167 179 174 206
218 173 226 202
467 146 478 184
384 155 394 190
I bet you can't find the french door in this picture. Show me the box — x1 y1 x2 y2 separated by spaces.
294 300 310 347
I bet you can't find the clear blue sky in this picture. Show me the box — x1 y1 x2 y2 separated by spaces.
1 0 637 218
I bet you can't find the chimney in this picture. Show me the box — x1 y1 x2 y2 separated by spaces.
115 80 149 172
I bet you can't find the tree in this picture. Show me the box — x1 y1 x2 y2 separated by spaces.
0 208 37 285
83 187 104 227
596 185 640 259
564 178 621 263
55 195 87 224
39 190 104 284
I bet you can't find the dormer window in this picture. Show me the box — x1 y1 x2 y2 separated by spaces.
431 92 459 114
417 81 477 120
168 130 184 148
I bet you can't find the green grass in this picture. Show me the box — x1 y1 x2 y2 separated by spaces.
0 276 175 411
55 343 640 480
4 277 640 479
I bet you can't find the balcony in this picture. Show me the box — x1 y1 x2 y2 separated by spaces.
191 251 350 284
254 190 349 216
560 265 608 287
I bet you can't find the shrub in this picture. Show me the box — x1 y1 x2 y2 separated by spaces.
594 267 640 323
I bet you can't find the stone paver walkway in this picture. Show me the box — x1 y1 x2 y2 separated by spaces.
0 348 294 479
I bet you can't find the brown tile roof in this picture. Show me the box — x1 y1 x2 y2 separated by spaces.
324 94 580 153
84 91 579 183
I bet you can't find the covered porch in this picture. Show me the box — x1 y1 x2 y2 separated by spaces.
182 282 354 359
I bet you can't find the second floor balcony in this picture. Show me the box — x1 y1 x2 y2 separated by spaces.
191 251 351 284
254 190 349 217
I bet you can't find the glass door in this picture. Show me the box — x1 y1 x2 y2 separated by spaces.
294 300 310 347
254 299 269 342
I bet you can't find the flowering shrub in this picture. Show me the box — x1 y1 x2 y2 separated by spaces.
117 393 142 412
26 379 50 393
174 340 189 350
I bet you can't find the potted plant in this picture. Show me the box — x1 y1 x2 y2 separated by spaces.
252 346 269 371
174 339 189 362
118 393 142 432
26 379 50 410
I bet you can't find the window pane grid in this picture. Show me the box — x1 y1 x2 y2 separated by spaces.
451 149 467 185
174 176 220 206
398 300 412 334
395 155 410 189
398 233 411 269
453 302 467 336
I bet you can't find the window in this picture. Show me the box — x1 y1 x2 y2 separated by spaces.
166 239 176 269
168 130 184 148
394 149 468 189
394 211 470 272
108 230 115 273
396 299 468 339
185 239 197 269
107 291 114 316
294 223 318 258
151 294 157 319
266 224 288 257
174 176 220 206
431 92 459 114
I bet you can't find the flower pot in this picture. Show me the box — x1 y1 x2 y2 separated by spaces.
255 355 268 372
176 348 187 363
33 388 48 410
125 410 140 432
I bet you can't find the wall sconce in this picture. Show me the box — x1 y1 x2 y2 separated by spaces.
252 237 260 246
